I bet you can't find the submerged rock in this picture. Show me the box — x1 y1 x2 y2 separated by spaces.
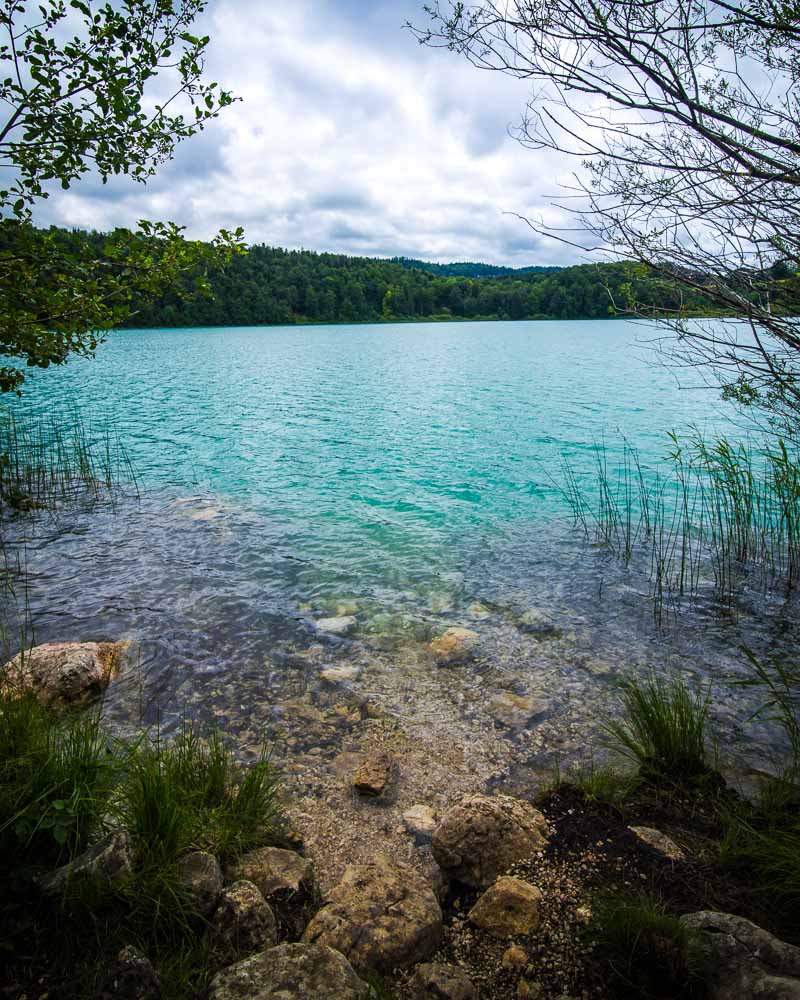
432 794 548 888
428 627 480 665
319 664 361 685
353 752 395 797
207 942 369 1000
302 854 442 974
629 826 686 861
1 641 124 705
315 616 357 636
517 609 562 640
488 692 550 729
403 804 438 842
468 876 543 937
682 911 800 999
98 945 161 1000
39 830 132 896
207 880 277 966
176 850 223 916
408 962 478 999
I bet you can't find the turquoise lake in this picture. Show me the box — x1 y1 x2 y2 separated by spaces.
2 320 791 777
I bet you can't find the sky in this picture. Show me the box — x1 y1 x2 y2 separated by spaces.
34 0 588 267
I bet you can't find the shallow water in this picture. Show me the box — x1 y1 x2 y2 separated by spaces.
2 320 795 781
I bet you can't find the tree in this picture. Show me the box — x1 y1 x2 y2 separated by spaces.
0 0 243 392
414 1 800 429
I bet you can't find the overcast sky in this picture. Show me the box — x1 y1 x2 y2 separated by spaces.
34 0 588 267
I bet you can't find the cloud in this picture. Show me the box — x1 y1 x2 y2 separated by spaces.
32 0 589 266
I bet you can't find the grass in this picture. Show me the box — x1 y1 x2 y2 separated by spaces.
601 673 712 785
545 756 641 805
0 407 137 513
588 892 708 999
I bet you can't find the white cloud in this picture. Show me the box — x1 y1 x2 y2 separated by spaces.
34 0 591 266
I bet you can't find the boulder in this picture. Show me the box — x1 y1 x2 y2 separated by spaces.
353 752 395 797
408 962 478 999
681 911 800 999
176 850 223 916
207 942 369 1000
98 945 160 1000
628 826 686 861
227 846 314 937
39 830 132 896
2 641 123 705
315 616 357 637
468 876 543 938
428 628 479 665
432 794 548 887
207 880 277 966
302 854 442 974
488 692 550 729
403 804 438 842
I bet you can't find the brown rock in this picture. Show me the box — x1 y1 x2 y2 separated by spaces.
682 911 800 999
403 804 438 841
629 826 686 861
207 942 369 1000
207 880 277 966
177 850 223 916
408 962 477 999
98 945 160 999
302 854 442 974
229 846 313 900
468 876 543 937
428 628 479 665
353 752 395 797
488 692 550 729
2 641 124 705
432 794 548 887
502 944 529 971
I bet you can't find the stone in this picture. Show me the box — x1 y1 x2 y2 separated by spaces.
428 627 480 665
681 911 800 999
316 616 357 636
302 854 442 974
488 692 550 729
319 664 360 685
408 962 478 999
517 610 562 640
335 601 359 616
98 945 161 1000
38 830 132 896
629 826 686 861
1 641 123 705
228 846 314 901
517 980 542 999
353 752 395 797
432 794 548 888
207 942 369 1000
176 850 223 916
468 876 543 937
207 880 277 966
403 804 438 841
502 944 529 972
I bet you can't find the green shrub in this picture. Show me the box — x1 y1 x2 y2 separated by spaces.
589 892 708 999
602 674 712 784
561 758 640 805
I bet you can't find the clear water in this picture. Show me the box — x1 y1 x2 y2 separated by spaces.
2 320 793 777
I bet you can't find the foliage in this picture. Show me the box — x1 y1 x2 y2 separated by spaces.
602 674 712 784
392 256 561 278
0 1 243 392
415 1 800 431
588 892 708 999
554 758 641 806
736 648 800 774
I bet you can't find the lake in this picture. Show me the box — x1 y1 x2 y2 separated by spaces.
2 320 792 786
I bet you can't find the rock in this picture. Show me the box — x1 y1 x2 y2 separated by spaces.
432 794 548 887
403 804 438 841
302 854 442 974
319 664 360 685
468 876 543 937
176 850 223 916
207 942 369 1000
517 610 562 640
629 826 686 861
1 641 123 705
428 627 480 665
408 962 478 999
517 980 542 999
316 616 357 636
353 752 395 797
207 880 277 966
39 830 132 896
681 911 800 999
335 601 359 616
229 846 313 900
98 945 160 1000
488 692 550 729
502 944 529 971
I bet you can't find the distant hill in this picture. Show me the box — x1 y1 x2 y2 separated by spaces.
392 257 562 279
